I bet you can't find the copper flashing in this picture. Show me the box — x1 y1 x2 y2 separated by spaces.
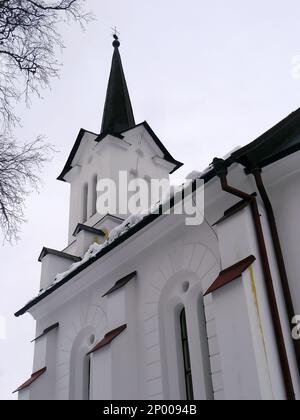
102 271 137 298
31 323 59 343
87 324 127 355
204 255 256 296
213 198 252 226
38 247 81 263
13 367 47 394
73 223 106 237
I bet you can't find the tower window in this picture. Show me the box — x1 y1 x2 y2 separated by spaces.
82 183 88 223
180 308 194 400
91 175 98 216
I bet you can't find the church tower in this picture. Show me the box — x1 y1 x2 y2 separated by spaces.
57 36 182 247
34 35 182 297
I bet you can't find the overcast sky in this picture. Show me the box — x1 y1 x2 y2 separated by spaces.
1 0 300 399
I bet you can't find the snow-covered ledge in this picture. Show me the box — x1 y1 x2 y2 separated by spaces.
93 213 124 235
38 248 81 292
72 224 107 258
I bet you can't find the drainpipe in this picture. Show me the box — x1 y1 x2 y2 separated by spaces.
213 158 295 400
251 168 300 374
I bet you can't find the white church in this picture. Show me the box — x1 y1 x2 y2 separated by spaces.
14 36 300 400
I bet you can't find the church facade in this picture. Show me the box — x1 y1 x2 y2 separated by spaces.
14 37 300 400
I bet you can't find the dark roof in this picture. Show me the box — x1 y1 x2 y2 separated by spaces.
124 121 183 173
204 255 256 296
13 367 47 394
101 38 135 134
231 107 300 170
87 324 127 355
38 247 81 263
102 271 137 298
73 223 106 237
57 41 182 182
57 128 97 182
31 323 59 343
57 122 183 182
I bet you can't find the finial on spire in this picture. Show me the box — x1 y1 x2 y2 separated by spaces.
111 26 120 48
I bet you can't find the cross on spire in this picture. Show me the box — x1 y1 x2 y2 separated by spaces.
111 26 120 38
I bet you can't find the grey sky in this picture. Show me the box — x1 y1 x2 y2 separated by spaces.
1 0 300 399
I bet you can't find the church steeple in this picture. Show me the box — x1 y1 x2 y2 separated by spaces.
101 36 135 134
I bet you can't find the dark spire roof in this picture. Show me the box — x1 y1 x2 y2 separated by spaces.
101 36 135 134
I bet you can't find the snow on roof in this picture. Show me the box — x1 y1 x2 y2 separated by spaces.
34 213 145 300
27 173 206 307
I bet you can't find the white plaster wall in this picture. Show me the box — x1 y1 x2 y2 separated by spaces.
66 126 173 242
40 254 75 291
27 154 300 400
29 212 223 400
267 155 300 316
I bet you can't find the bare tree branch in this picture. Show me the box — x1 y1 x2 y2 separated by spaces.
0 0 92 241
0 134 55 242
0 0 92 132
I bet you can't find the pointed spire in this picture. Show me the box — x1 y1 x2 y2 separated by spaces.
101 36 135 134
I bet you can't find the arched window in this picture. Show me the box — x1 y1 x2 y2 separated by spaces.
82 355 91 400
82 183 88 223
180 308 194 400
91 175 98 217
69 329 94 400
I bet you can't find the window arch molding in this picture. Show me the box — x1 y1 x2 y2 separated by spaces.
158 270 213 400
69 326 96 400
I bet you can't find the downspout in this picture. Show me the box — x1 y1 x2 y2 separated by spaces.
251 168 300 374
213 158 295 400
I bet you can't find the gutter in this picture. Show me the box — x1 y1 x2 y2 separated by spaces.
14 212 160 317
15 172 220 318
213 158 295 401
